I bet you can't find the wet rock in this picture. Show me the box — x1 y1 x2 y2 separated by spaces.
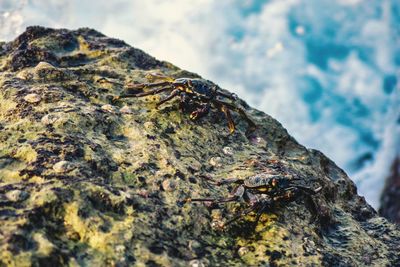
0 26 399 266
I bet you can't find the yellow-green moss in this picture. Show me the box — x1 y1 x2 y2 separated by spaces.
63 200 134 256
33 232 55 256
0 94 17 118
14 145 37 163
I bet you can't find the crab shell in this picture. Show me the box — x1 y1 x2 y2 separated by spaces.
175 78 217 100
243 173 294 189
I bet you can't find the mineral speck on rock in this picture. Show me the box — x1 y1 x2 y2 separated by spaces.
0 26 399 267
144 121 154 129
23 93 41 103
189 259 205 267
101 104 117 113
41 114 59 125
119 105 133 114
162 179 177 192
222 146 234 156
209 156 222 167
238 246 250 257
52 160 75 173
5 190 28 202
188 240 201 251
250 136 267 146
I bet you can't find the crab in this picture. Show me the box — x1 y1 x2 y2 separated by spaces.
187 173 322 228
113 74 256 135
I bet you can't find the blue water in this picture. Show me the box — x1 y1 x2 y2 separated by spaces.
1 0 399 208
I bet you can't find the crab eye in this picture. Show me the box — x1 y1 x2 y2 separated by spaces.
231 93 238 100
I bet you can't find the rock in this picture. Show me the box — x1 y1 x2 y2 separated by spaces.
52 160 75 173
41 114 59 125
238 246 250 257
5 190 28 202
34 61 55 70
144 121 154 129
0 26 399 266
162 179 177 192
101 104 116 113
119 105 133 114
379 156 400 224
189 259 205 267
23 93 41 103
209 157 222 167
222 146 233 156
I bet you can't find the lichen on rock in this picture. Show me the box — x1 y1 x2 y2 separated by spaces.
0 26 399 266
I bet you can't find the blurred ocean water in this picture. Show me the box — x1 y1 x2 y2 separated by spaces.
1 0 399 208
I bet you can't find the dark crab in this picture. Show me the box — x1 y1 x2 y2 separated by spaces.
187 173 322 228
113 74 256 134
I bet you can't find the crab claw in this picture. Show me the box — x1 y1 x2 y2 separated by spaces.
228 123 235 134
190 111 199 120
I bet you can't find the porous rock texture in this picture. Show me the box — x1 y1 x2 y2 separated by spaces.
0 26 399 266
380 157 400 224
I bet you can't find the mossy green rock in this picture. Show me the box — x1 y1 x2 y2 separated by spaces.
0 26 399 266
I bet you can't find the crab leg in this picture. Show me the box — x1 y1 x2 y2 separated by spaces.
145 72 176 82
284 185 322 195
253 201 273 226
224 205 258 227
96 77 123 86
156 89 180 108
126 81 172 90
296 185 322 194
115 86 171 101
214 178 243 186
199 176 243 186
189 195 239 204
190 103 211 120
217 90 238 101
220 104 236 134
214 99 257 134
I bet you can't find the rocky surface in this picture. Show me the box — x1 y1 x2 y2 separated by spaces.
0 26 399 266
380 157 400 224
